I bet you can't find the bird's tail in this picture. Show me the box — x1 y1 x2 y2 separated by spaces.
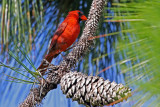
37 52 60 75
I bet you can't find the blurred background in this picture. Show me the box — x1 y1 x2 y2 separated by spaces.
0 0 160 107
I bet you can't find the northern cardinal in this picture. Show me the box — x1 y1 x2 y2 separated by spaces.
37 10 87 75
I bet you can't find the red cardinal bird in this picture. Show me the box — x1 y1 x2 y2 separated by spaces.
37 10 87 75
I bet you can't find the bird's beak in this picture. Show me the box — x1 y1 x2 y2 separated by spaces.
81 15 87 21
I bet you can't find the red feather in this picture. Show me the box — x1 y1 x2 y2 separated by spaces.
37 10 87 75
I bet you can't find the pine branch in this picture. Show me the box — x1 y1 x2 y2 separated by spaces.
19 0 131 107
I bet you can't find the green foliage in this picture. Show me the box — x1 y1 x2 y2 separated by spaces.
0 0 44 54
103 0 160 106
0 46 40 84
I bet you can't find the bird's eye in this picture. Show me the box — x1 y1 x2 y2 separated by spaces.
78 12 83 17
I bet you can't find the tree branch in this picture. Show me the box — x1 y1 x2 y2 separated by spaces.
20 0 123 107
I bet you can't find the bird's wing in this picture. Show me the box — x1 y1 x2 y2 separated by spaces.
48 22 68 52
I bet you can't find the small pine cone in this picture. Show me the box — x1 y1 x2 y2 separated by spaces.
60 72 131 106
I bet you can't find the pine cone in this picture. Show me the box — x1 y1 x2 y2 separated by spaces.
60 71 131 107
